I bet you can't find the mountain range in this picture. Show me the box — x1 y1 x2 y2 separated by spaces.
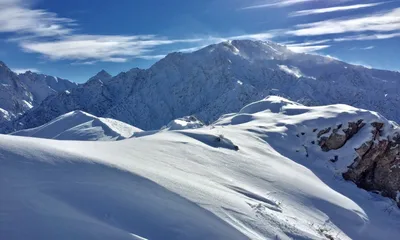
1 39 400 239
1 40 400 134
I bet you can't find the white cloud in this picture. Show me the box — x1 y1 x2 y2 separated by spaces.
284 40 331 53
242 0 314 10
290 2 386 17
288 8 400 36
0 0 74 37
138 55 166 60
20 35 201 62
12 68 40 74
286 44 331 53
285 39 331 46
1 1 203 62
349 45 375 50
174 46 205 53
334 32 400 41
362 46 375 50
228 32 277 41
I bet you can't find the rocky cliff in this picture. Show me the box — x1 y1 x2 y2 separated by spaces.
317 120 400 206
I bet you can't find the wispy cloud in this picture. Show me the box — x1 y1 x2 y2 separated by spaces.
288 8 400 36
0 1 205 62
228 32 277 41
12 68 40 74
286 44 331 53
351 46 375 50
20 35 201 62
138 55 167 60
0 0 74 37
284 40 331 53
290 2 386 17
334 32 400 41
242 0 314 10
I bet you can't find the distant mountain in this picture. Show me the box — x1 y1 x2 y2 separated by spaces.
12 110 141 141
18 71 77 104
0 61 77 127
4 40 400 133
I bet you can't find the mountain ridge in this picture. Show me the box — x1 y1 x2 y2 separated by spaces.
0 62 77 127
3 39 400 133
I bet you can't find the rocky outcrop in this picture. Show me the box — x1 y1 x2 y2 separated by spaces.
343 124 400 207
316 120 400 206
318 120 365 152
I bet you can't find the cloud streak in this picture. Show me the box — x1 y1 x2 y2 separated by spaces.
0 0 74 37
242 0 314 10
0 1 204 62
290 2 386 17
286 44 331 53
20 35 202 62
288 8 400 36
334 32 400 41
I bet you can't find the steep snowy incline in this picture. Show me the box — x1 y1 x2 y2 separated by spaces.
8 39 400 133
1 97 400 240
11 110 141 141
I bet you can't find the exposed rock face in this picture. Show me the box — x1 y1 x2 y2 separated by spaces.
343 124 400 207
318 120 365 152
317 120 400 206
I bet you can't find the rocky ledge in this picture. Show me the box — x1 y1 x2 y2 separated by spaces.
317 121 400 207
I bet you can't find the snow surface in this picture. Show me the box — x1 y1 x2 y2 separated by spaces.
11 110 141 141
1 96 399 240
162 115 205 131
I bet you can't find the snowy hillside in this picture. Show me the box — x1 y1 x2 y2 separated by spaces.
12 110 141 141
0 61 76 127
1 96 399 240
7 40 400 133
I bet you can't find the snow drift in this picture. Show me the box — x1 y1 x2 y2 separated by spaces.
1 96 399 240
11 110 141 141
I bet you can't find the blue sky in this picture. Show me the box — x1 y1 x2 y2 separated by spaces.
0 0 399 82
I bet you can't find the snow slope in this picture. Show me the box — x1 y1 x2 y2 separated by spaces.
9 40 400 133
11 110 141 141
1 97 399 240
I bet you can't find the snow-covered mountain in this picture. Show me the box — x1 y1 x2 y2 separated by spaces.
5 40 400 133
18 71 77 104
12 110 141 141
0 61 77 126
1 96 399 240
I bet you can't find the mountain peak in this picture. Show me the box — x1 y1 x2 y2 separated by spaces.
87 70 112 84
0 60 12 72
